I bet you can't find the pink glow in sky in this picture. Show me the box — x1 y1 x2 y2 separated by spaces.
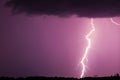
0 0 120 78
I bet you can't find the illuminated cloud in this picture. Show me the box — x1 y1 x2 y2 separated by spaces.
5 0 120 17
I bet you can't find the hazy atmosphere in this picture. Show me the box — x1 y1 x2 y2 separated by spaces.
0 0 120 78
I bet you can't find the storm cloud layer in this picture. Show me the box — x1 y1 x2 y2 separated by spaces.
5 0 120 17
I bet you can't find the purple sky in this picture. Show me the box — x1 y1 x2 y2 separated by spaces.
0 0 120 78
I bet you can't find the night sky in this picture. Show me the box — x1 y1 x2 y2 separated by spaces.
0 0 120 78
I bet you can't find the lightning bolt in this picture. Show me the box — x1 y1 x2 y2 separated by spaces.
79 18 119 78
110 18 120 25
80 18 95 78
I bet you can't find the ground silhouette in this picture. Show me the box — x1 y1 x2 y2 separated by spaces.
0 74 120 80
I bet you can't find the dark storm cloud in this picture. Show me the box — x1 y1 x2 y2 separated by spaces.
5 0 120 17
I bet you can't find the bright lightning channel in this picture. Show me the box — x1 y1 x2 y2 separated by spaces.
80 18 95 78
110 18 120 25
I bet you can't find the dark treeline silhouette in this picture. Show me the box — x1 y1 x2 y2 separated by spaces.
0 74 119 80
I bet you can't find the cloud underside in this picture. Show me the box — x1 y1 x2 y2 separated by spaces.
5 0 120 18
